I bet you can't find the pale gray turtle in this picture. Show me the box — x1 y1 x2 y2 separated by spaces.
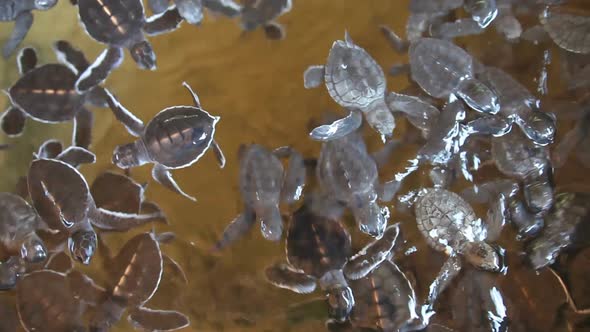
477 65 556 146
147 0 241 25
106 82 225 202
0 0 57 58
552 104 590 168
240 0 292 40
27 158 165 265
540 6 590 54
265 197 401 322
380 28 500 115
2 42 113 149
88 232 190 331
413 188 503 308
212 143 305 250
74 0 184 92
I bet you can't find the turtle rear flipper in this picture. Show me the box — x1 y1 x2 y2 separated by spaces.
17 47 38 74
343 224 400 280
2 12 33 59
309 109 362 142
56 146 97 167
303 65 325 89
152 163 197 202
265 262 317 294
128 307 190 331
1 107 26 137
76 47 124 93
263 22 285 40
426 253 462 307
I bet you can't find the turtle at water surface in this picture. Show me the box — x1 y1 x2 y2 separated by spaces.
147 0 242 25
0 0 57 58
106 82 225 202
240 0 292 40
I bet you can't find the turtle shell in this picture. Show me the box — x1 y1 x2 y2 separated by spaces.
0 193 42 253
415 188 484 252
540 7 590 54
324 37 386 109
109 232 162 307
286 204 351 278
78 0 145 46
409 38 473 98
8 64 83 122
28 159 91 232
317 134 378 202
238 144 284 208
142 106 218 169
491 130 548 178
477 66 537 117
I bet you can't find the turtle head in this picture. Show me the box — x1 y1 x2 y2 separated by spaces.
34 0 58 10
20 234 47 263
112 142 145 168
352 200 388 238
69 230 97 265
463 241 501 271
464 0 498 28
327 286 354 322
366 101 395 142
130 41 156 71
0 257 22 290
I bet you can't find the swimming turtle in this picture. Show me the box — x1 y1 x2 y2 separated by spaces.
413 188 503 307
552 103 590 169
239 0 292 40
2 41 116 149
106 82 225 202
540 6 590 54
0 0 57 58
212 144 305 250
27 158 165 264
74 0 184 92
147 0 242 25
265 196 401 322
88 232 190 331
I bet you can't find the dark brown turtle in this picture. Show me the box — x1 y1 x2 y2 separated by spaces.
74 0 184 92
106 82 225 202
147 0 241 25
240 0 292 40
265 195 401 322
27 158 165 265
0 0 57 58
88 232 190 331
2 42 114 149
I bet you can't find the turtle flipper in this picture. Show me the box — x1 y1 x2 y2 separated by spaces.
380 25 409 53
45 251 74 273
344 224 400 280
144 8 184 36
210 205 256 252
148 0 170 14
128 307 190 331
425 253 462 308
56 146 97 168
202 0 241 17
309 109 363 142
263 22 285 40
103 89 145 136
76 47 124 93
17 47 37 74
90 206 166 232
73 107 94 149
152 163 197 202
211 140 226 168
1 107 26 137
303 65 325 89
163 254 188 284
53 40 90 74
2 11 33 59
86 87 110 108
462 115 512 138
386 92 440 134
67 270 107 306
265 262 317 294
273 146 306 204
37 139 63 159
176 0 204 25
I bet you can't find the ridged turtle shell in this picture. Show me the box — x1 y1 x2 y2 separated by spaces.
238 144 283 207
540 7 590 54
78 0 144 46
0 193 42 252
491 130 548 178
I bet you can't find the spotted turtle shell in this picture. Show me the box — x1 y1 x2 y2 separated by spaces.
409 38 473 98
28 159 91 232
239 144 283 208
78 0 144 46
0 193 42 252
9 64 83 122
324 38 386 109
142 106 217 169
415 188 484 252
491 130 548 178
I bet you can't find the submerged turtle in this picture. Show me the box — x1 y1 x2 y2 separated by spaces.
212 144 305 250
2 42 112 148
27 158 165 264
74 0 184 92
0 0 57 58
239 0 292 40
147 0 242 25
265 197 401 322
540 6 590 54
106 82 225 202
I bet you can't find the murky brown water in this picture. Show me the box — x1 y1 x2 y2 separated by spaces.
1 1 590 331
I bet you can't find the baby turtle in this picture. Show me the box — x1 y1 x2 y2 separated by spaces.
240 0 292 40
414 188 503 307
74 0 184 92
27 158 165 265
212 144 305 250
106 82 225 202
540 6 590 54
552 104 590 168
0 0 57 58
89 232 190 331
2 42 112 148
147 0 241 25
265 197 401 322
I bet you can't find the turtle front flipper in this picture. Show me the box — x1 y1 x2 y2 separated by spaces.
303 65 325 89
425 253 462 309
344 224 400 280
176 0 205 25
0 107 27 137
386 92 440 134
309 109 363 142
515 110 556 146
265 262 317 294
2 12 33 59
45 251 74 273
462 115 512 138
103 89 146 136
17 47 38 74
37 139 63 159
128 307 190 331
273 146 306 204
263 22 285 40
210 205 256 252
202 0 242 18
148 0 170 14
152 163 197 202
73 107 94 149
89 205 167 232
53 40 90 75
144 8 184 36
75 47 124 93
56 146 97 168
